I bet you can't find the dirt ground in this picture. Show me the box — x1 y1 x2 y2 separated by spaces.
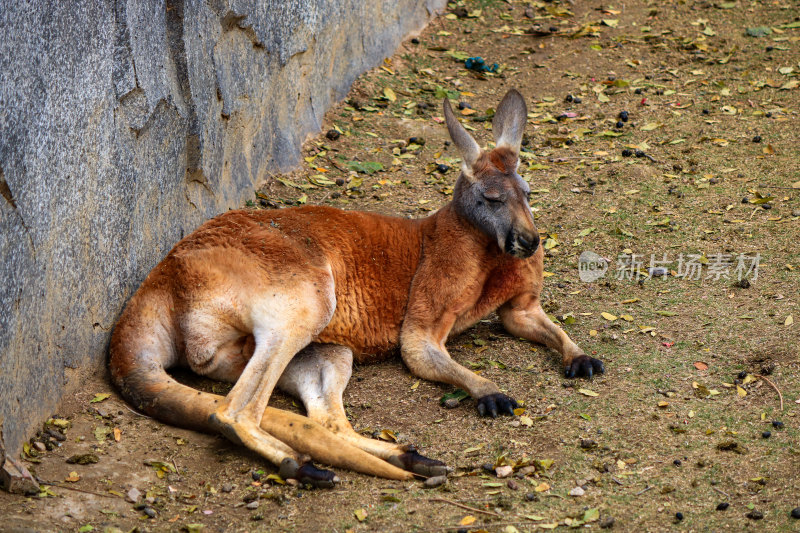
2 0 799 531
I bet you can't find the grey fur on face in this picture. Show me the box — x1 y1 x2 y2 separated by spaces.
444 90 540 258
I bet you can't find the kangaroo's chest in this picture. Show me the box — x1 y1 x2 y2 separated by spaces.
451 257 536 335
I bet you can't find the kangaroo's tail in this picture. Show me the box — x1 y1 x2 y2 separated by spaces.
109 290 221 431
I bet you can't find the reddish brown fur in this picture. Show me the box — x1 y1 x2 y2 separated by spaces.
109 89 600 483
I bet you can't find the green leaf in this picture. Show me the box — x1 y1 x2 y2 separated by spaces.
78 526 94 533
345 161 384 174
583 508 600 523
656 311 677 317
746 26 772 37
90 393 111 403
440 389 470 405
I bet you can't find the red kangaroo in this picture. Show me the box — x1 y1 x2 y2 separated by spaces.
109 89 604 487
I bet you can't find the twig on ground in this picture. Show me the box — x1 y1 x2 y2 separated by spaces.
122 403 151 418
757 374 784 411
429 497 501 517
635 485 653 496
712 486 731 499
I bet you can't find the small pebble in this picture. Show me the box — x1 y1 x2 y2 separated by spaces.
251 470 262 481
599 516 615 528
246 501 259 510
482 463 495 473
791 507 800 519
437 164 450 173
573 96 582 104
746 510 764 520
221 483 234 493
424 475 447 488
142 506 157 519
772 420 784 429
507 480 519 490
444 398 460 409
752 135 762 143
525 492 538 502
615 121 624 129
762 431 771 439
325 129 340 141
738 371 748 379
33 441 46 453
717 502 729 511
569 487 585 497
411 38 420 44
793 209 800 217
126 487 142 503
673 459 681 466
675 512 684 521
495 465 513 478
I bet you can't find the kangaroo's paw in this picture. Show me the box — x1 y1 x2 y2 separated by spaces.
388 446 448 477
476 393 518 418
565 355 605 379
279 458 339 489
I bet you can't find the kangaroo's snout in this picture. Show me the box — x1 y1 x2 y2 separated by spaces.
506 229 540 258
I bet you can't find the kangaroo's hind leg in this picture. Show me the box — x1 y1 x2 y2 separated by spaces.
277 343 448 477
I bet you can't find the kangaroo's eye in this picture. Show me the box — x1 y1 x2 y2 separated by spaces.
483 192 504 203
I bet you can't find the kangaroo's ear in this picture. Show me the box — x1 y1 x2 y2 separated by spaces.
492 89 527 155
443 97 481 180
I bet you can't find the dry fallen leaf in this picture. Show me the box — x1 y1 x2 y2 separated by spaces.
534 482 551 492
354 509 368 522
785 315 794 326
460 515 477 526
601 312 618 321
737 385 747 397
578 388 599 397
693 361 709 371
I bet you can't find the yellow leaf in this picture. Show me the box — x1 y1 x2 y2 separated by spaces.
657 401 669 408
113 428 121 442
378 429 398 442
620 314 633 322
534 482 551 492
785 315 793 326
383 88 396 102
578 388 599 397
601 312 617 321
65 471 80 483
520 415 533 427
410 380 420 390
460 516 477 526
589 329 598 336
354 509 368 522
737 386 747 397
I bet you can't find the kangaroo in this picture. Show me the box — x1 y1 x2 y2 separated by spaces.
109 89 604 487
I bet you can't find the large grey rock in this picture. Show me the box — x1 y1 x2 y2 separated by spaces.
0 0 445 459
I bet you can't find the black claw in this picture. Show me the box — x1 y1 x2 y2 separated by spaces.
565 355 605 379
295 462 338 489
476 393 518 418
391 450 448 477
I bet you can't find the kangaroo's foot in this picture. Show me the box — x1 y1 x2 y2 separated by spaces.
387 446 449 477
476 393 518 418
565 354 605 379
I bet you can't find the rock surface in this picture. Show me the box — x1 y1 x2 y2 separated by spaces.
0 0 445 459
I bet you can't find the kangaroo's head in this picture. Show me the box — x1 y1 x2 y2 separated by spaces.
444 89 539 259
